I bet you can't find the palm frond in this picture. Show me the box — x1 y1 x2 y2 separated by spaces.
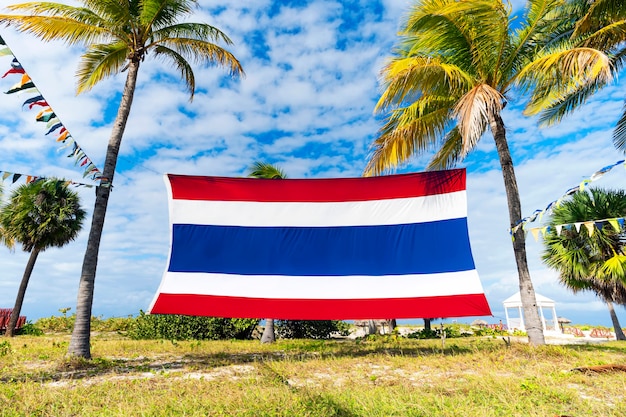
612 102 626 152
574 0 626 37
247 162 287 179
452 83 503 153
153 45 195 99
76 42 128 93
375 56 471 112
534 75 607 126
153 36 243 77
140 0 196 30
519 47 612 116
365 95 455 176
426 126 463 170
152 22 234 46
404 0 509 78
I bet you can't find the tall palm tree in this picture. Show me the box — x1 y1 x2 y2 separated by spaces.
0 0 244 357
0 179 85 337
523 0 626 147
542 188 626 340
365 0 612 345
246 161 287 343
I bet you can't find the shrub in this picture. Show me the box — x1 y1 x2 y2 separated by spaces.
35 314 75 332
405 325 466 339
127 311 259 340
35 313 136 333
0 340 11 356
275 320 351 339
91 315 135 332
16 321 44 336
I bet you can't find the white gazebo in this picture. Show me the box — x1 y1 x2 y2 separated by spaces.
503 292 561 334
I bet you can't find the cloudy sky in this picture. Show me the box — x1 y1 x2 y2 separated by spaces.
1 0 625 329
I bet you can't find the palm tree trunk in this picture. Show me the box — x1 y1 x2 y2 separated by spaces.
68 61 140 358
606 300 626 341
424 318 432 332
5 249 39 337
489 113 545 345
260 318 275 343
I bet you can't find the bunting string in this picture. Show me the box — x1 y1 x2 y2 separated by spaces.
511 159 626 235
0 169 96 188
0 35 108 187
526 216 626 242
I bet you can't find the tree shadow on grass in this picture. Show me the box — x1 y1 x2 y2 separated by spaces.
9 335 619 384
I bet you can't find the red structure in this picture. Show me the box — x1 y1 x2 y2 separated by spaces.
0 308 26 333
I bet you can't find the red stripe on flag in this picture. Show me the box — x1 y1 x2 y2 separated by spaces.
167 169 466 202
150 293 491 320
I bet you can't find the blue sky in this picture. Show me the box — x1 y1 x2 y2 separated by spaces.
1 0 625 329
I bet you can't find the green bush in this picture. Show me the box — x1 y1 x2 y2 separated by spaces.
405 325 467 339
34 314 133 333
91 315 135 332
472 327 509 337
127 311 259 340
0 340 11 356
35 314 75 332
275 320 351 339
16 321 44 336
406 328 440 339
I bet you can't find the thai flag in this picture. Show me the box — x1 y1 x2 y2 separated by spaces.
149 169 491 319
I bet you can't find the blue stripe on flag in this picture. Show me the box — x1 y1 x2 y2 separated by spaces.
168 218 475 276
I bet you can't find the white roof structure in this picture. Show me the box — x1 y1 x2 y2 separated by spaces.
503 292 560 334
503 292 555 308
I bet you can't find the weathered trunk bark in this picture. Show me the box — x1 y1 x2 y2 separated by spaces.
606 300 625 340
366 319 377 335
5 249 39 337
68 62 140 358
260 318 275 343
424 318 432 332
489 113 545 345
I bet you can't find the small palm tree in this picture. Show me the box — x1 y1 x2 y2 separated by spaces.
246 161 287 343
0 0 244 357
1 179 85 337
542 188 626 340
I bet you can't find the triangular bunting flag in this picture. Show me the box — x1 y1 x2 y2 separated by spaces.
609 218 621 232
583 222 594 236
530 228 540 242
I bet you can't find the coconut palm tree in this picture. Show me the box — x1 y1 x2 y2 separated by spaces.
365 0 613 345
0 0 243 357
0 179 85 337
523 0 626 147
542 188 626 341
246 161 287 343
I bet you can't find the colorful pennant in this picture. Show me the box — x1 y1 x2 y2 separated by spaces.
0 169 95 188
512 159 626 235
0 34 106 186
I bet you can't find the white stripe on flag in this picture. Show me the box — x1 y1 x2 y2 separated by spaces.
157 270 484 300
169 191 467 227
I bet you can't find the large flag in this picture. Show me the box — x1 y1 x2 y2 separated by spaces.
149 169 491 319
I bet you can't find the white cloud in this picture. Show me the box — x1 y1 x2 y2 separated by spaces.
0 0 624 330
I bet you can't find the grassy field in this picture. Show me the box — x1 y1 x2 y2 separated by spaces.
0 332 625 416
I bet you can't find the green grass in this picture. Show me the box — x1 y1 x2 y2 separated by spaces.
1 334 625 416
